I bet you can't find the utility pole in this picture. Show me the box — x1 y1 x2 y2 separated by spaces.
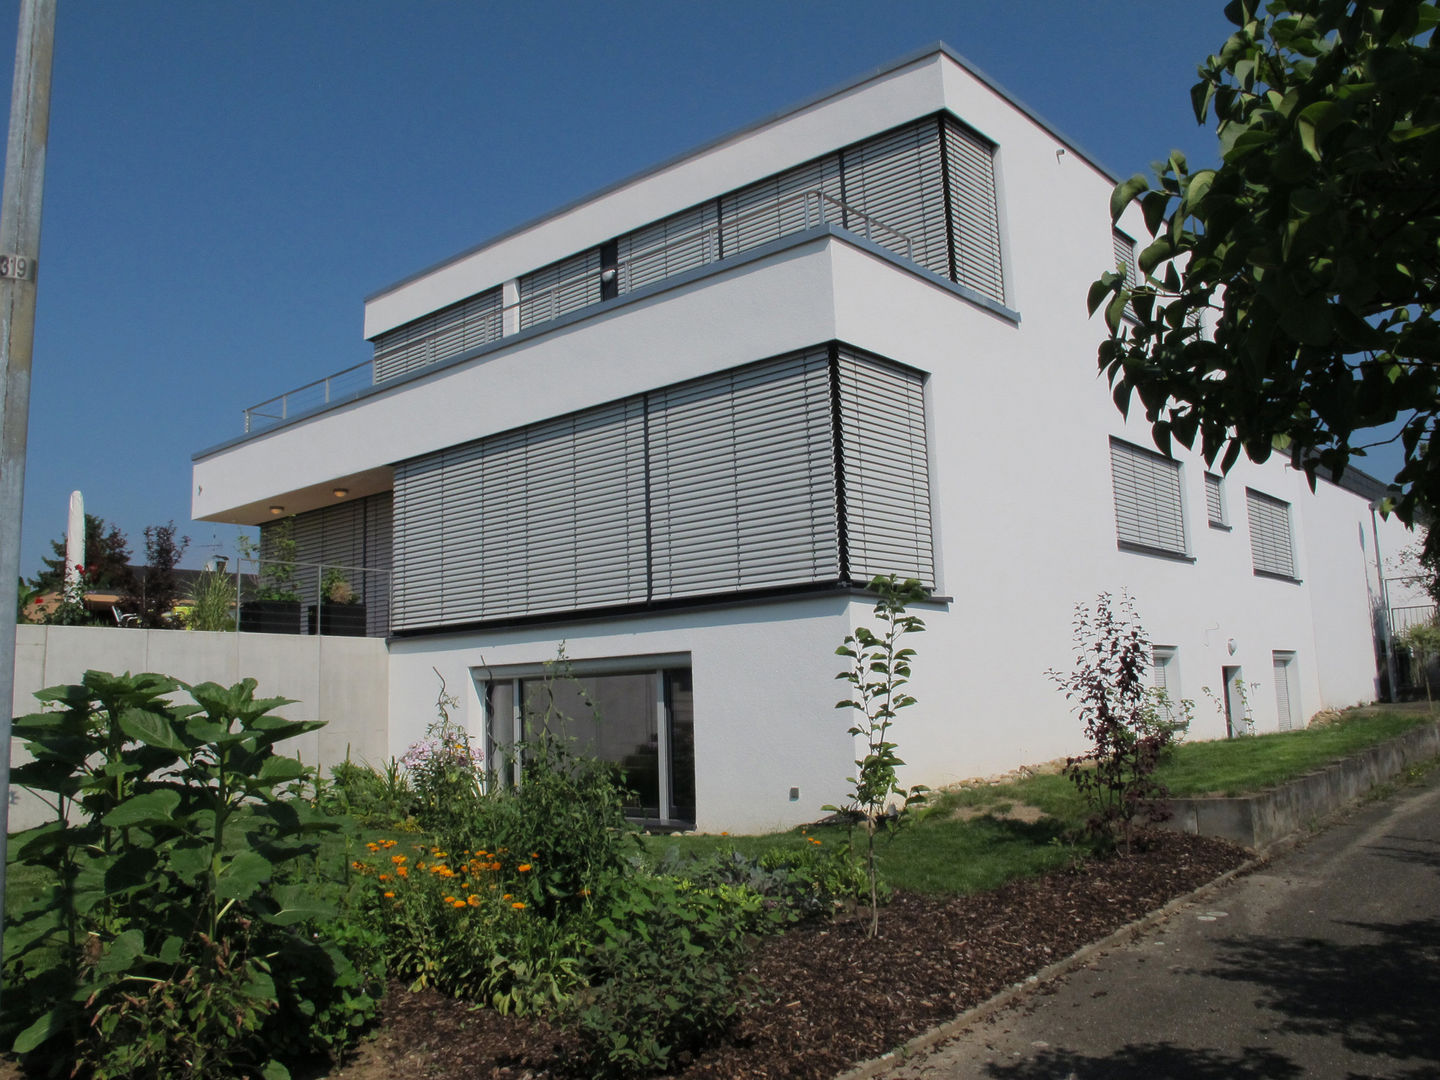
0 0 57 975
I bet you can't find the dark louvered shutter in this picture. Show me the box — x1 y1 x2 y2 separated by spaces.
943 118 1005 303
836 349 934 586
372 287 503 382
648 350 838 598
841 121 949 277
718 154 843 257
617 203 721 293
1247 489 1296 577
518 250 602 329
1110 439 1187 556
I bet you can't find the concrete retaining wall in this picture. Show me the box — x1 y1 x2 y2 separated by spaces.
8 624 390 831
1164 720 1440 849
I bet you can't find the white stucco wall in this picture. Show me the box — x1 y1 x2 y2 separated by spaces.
387 595 862 835
9 625 388 832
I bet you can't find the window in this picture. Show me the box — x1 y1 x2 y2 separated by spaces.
370 116 1009 374
1151 646 1181 727
1272 651 1298 731
1246 488 1297 578
1112 229 1138 320
1109 438 1188 558
482 662 695 825
1204 473 1228 528
391 344 933 631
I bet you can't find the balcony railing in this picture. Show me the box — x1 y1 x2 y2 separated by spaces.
241 190 914 433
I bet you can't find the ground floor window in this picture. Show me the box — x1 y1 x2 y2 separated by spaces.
481 661 695 826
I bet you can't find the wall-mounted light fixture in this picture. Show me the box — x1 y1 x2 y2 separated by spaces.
333 488 349 498
269 505 284 515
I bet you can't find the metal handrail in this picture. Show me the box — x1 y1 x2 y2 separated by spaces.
242 190 917 432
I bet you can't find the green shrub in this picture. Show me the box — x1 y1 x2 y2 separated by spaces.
567 873 755 1078
322 756 417 825
3 672 380 1079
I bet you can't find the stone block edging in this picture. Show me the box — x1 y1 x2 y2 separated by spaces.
1162 719 1440 850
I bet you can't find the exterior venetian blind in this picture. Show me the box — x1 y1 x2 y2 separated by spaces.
1273 652 1296 731
841 121 949 277
943 118 1005 303
1205 473 1226 526
1110 439 1187 556
518 249 602 329
617 203 720 293
836 349 934 586
390 342 934 632
718 153 843 258
1247 489 1296 578
390 401 648 630
372 287 503 382
648 350 839 598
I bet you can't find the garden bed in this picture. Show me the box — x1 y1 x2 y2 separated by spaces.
321 831 1244 1080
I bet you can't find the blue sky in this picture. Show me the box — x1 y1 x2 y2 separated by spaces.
3 0 1297 577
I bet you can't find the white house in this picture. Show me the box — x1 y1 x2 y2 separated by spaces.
191 44 1414 833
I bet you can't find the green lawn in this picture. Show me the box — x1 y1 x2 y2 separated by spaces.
647 702 1439 896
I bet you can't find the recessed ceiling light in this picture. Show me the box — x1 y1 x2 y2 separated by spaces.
333 488 349 498
269 505 284 515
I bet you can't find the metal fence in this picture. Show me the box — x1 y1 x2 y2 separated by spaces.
233 557 391 638
241 190 915 433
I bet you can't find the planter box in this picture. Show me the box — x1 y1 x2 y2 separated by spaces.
308 603 367 637
238 600 303 635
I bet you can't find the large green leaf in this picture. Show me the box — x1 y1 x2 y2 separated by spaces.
263 884 337 926
102 789 180 828
12 1007 68 1055
214 850 273 901
117 707 187 753
95 928 146 974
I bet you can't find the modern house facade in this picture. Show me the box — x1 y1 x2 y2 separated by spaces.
192 45 1415 833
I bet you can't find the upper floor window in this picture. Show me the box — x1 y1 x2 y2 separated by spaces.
1112 229 1138 320
370 115 1007 381
1110 438 1187 558
1246 488 1297 579
1205 472 1229 528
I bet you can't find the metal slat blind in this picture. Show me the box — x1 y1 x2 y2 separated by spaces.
943 118 1005 304
392 403 647 630
1247 489 1296 577
1112 230 1137 288
837 349 934 586
1273 653 1296 731
648 350 838 599
841 121 949 276
1205 473 1226 526
372 287 503 382
364 493 393 635
617 202 720 294
1110 439 1187 556
518 249 602 329
391 457 446 629
719 153 842 258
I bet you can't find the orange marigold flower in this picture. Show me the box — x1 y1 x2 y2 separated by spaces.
366 842 379 851
503 893 512 900
397 867 409 877
488 861 502 871
383 891 395 898
452 900 467 909
391 854 407 864
511 902 526 910
351 860 364 870
467 895 481 906
379 874 390 882
517 864 531 872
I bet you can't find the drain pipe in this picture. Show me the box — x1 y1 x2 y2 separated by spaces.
1371 501 1398 702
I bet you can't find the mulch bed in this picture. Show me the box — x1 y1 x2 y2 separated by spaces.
325 832 1247 1080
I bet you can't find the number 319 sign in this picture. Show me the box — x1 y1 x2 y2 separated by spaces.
0 254 34 280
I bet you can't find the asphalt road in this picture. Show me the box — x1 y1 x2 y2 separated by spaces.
877 767 1440 1080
